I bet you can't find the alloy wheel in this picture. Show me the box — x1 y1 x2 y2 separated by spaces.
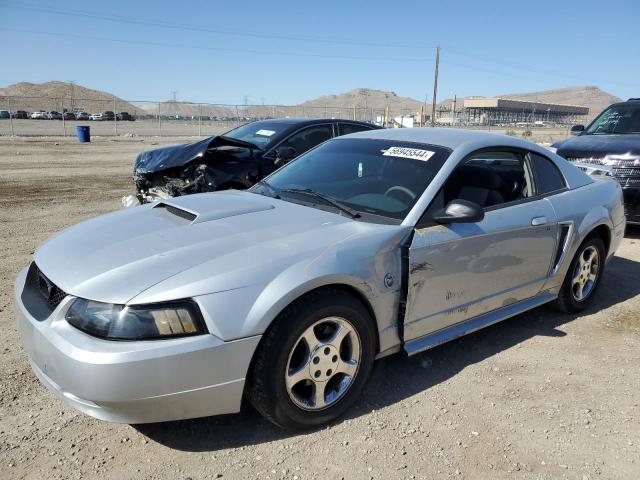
285 316 361 411
571 245 600 302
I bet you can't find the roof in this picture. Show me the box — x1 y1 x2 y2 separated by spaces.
463 97 589 114
250 117 374 126
344 127 537 150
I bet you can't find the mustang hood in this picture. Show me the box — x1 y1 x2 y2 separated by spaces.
34 191 401 305
134 135 260 173
555 134 640 158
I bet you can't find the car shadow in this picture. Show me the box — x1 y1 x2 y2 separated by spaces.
136 254 640 452
625 224 640 239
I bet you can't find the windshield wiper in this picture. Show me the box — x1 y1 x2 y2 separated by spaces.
282 188 360 219
254 180 281 199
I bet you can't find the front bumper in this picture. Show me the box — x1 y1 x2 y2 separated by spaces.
623 188 640 224
14 267 261 424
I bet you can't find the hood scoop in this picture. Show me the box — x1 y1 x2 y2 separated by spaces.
153 192 275 225
154 203 198 222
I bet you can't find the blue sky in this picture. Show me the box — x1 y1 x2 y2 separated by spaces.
1 0 638 104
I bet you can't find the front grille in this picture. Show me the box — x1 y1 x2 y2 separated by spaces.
566 156 640 188
566 156 605 165
31 263 67 309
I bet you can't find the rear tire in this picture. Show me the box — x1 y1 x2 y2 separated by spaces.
553 234 605 313
246 288 376 430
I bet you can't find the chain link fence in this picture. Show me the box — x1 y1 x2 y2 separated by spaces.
0 94 588 142
0 95 422 137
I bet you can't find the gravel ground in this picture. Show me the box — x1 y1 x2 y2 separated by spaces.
1 137 639 480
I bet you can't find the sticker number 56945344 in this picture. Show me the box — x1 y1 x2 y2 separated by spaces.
382 146 435 161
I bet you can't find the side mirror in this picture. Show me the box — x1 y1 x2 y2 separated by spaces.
274 146 297 167
570 124 585 136
433 199 484 224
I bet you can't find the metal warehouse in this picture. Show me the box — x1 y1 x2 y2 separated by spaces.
463 97 589 125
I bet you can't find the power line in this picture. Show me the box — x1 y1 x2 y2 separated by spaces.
445 47 638 89
0 1 436 50
3 28 436 63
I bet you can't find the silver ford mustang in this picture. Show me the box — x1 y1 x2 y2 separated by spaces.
15 128 625 429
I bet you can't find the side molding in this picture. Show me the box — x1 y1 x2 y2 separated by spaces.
404 292 556 355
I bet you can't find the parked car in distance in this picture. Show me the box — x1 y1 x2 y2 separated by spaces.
12 110 28 119
30 111 47 119
129 118 381 204
551 98 640 224
102 111 115 121
89 113 102 121
15 128 625 429
75 112 90 121
117 111 134 121
0 110 10 119
46 111 62 120
63 112 76 121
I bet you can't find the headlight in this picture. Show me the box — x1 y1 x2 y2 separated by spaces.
65 298 207 340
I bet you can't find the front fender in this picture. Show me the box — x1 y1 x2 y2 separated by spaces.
195 246 402 350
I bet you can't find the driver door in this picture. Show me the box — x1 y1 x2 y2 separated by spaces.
403 149 558 343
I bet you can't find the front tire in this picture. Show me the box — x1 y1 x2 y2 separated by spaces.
246 288 376 430
553 234 605 313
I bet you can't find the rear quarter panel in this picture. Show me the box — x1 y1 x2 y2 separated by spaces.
544 178 625 292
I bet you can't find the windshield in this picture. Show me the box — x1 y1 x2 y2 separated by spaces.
254 138 450 221
223 121 289 148
585 104 640 135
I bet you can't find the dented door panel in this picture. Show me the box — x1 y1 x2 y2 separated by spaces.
404 199 557 342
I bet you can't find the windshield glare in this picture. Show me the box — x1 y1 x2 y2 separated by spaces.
585 104 640 135
257 138 450 221
223 122 288 147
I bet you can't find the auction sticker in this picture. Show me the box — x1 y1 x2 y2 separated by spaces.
256 129 276 136
382 146 435 161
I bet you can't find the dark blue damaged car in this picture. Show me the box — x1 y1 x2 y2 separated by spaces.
129 118 380 205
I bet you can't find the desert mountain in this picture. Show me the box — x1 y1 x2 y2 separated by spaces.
299 88 424 115
0 82 622 121
0 81 141 113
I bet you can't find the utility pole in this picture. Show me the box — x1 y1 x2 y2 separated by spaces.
430 46 440 127
69 81 75 112
452 94 457 126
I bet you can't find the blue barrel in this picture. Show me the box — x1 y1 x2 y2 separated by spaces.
76 125 90 143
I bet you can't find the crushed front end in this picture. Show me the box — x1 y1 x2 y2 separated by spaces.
127 136 261 206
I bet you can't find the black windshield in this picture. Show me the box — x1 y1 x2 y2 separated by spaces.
253 138 450 221
223 121 289 148
585 104 640 135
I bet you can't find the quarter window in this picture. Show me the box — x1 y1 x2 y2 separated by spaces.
338 123 373 136
529 153 566 194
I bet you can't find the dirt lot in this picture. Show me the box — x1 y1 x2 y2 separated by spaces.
1 137 639 480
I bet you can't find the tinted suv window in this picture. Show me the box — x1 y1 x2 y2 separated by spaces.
585 103 640 135
279 125 333 155
441 151 533 209
530 153 566 194
338 123 372 136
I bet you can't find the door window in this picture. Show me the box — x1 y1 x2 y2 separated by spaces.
441 150 533 209
278 125 333 156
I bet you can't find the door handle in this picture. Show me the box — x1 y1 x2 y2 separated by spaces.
531 216 547 226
